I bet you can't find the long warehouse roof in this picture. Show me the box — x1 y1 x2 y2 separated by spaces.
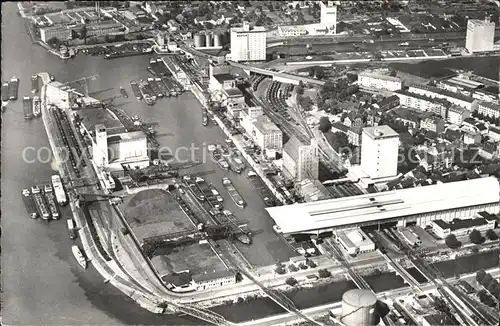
266 177 500 234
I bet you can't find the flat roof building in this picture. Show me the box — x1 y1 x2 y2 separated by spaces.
360 126 399 180
230 22 266 62
358 72 403 92
466 18 495 53
266 177 499 235
282 136 319 182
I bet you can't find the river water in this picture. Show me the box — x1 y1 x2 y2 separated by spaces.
2 3 499 324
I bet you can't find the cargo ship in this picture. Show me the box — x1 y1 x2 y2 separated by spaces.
2 82 10 102
130 81 142 100
31 186 50 220
8 76 19 101
222 177 246 208
120 86 128 98
44 185 60 220
22 189 38 219
196 177 221 209
23 96 33 119
67 218 77 239
51 175 67 205
186 178 205 201
71 245 87 269
247 171 275 207
202 109 208 126
31 75 39 93
32 96 41 117
139 80 155 105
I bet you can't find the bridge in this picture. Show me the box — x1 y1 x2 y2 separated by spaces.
227 61 326 86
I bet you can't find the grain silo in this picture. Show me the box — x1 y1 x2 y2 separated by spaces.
341 289 378 326
213 33 222 47
194 33 205 48
205 33 213 47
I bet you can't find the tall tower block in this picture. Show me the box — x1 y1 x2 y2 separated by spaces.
93 124 108 168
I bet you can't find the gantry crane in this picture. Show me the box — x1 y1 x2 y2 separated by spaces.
59 74 99 97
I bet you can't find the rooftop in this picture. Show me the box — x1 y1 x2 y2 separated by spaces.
107 131 146 143
395 89 452 107
252 115 281 134
422 313 456 326
266 177 499 234
78 107 125 135
478 101 500 111
231 25 266 33
284 135 308 162
409 84 477 103
359 71 402 82
433 217 489 231
468 19 495 26
441 77 484 90
362 125 399 140
192 270 235 283
331 122 349 133
223 87 243 97
214 73 234 84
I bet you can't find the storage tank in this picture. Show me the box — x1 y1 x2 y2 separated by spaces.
194 34 205 48
205 33 213 47
341 289 378 326
213 33 222 47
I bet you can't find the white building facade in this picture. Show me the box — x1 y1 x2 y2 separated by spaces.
240 107 283 151
465 18 495 53
282 136 319 181
320 1 337 34
230 22 266 62
359 72 403 92
360 126 399 179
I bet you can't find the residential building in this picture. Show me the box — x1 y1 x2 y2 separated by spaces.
394 89 450 118
240 108 283 151
393 108 421 128
229 22 266 62
373 95 400 112
360 125 399 179
420 116 445 134
488 127 500 142
408 84 478 111
358 72 403 92
477 101 500 119
465 18 495 53
40 25 72 42
192 270 236 291
463 130 481 145
331 122 349 134
448 105 471 125
278 25 308 37
479 142 498 160
432 216 496 239
282 136 319 181
319 1 337 34
347 128 361 146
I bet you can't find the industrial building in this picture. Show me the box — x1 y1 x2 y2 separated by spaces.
408 84 478 111
319 1 337 34
240 106 283 153
192 270 236 291
358 72 403 92
282 136 319 182
193 32 224 49
465 17 495 53
229 22 266 62
338 289 378 326
336 229 375 256
40 25 72 42
266 177 499 235
360 126 399 180
277 25 308 37
437 77 484 97
208 63 246 109
431 213 497 239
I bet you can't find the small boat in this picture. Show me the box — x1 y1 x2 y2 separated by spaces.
209 184 224 203
217 158 229 170
31 75 39 93
32 96 41 117
2 82 9 102
8 76 19 101
120 86 128 98
71 245 87 269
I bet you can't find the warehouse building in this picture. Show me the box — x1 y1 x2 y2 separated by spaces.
266 177 499 235
431 214 497 239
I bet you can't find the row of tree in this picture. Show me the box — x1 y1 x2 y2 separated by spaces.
476 270 500 303
445 229 498 249
471 110 500 126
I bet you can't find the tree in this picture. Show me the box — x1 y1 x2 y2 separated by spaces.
315 66 325 80
309 68 315 77
389 69 397 77
476 270 487 283
481 273 493 287
298 263 308 270
469 229 484 245
46 36 61 49
286 277 298 286
295 3 301 10
328 132 349 152
296 85 305 96
445 234 461 249
318 116 332 133
486 229 498 241
275 262 286 274
318 269 331 278
306 259 317 268
288 264 298 272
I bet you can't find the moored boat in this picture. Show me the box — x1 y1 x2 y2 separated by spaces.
22 189 38 219
32 96 41 117
32 186 51 220
222 177 246 208
2 82 9 102
52 174 67 205
71 245 87 269
8 76 19 101
247 171 275 207
130 81 142 100
31 75 39 93
186 178 205 201
217 158 229 170
23 96 33 119
209 184 224 203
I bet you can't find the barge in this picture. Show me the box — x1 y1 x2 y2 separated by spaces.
196 177 221 209
222 177 246 208
2 82 9 102
52 174 67 205
72 245 87 269
31 74 39 93
130 81 142 100
247 171 275 207
23 96 33 119
67 218 77 239
32 96 41 117
186 178 205 201
202 108 208 126
44 185 60 220
31 186 50 220
8 76 19 101
22 189 38 219
155 77 170 97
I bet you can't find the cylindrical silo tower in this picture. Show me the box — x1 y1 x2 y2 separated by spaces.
213 33 222 47
341 289 378 326
205 33 213 47
194 33 205 48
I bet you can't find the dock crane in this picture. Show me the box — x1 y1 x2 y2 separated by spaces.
59 74 99 97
